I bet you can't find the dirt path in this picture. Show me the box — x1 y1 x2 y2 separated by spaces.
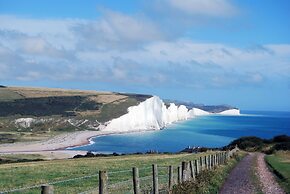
220 152 285 194
220 153 258 194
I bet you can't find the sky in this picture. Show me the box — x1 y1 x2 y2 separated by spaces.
0 0 289 111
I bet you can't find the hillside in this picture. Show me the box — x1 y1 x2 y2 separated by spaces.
164 99 237 113
0 87 151 143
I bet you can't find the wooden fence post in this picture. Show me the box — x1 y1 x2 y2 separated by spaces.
99 171 108 194
133 167 140 194
208 155 211 169
169 165 173 192
204 156 207 170
199 157 203 171
189 161 195 180
224 152 226 163
177 165 182 183
194 159 199 175
41 185 53 194
152 164 158 194
182 161 190 182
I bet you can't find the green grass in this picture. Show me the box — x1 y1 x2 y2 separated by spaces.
0 152 215 194
251 154 263 194
265 151 290 193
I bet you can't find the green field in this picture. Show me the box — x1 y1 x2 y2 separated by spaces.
265 151 290 193
0 152 227 194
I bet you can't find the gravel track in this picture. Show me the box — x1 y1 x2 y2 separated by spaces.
256 153 285 194
219 153 257 194
219 152 285 194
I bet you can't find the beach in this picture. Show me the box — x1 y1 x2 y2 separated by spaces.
0 130 110 159
0 129 157 159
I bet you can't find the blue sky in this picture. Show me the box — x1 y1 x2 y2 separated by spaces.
0 0 289 111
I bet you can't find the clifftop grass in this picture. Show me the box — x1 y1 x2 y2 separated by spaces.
266 151 290 193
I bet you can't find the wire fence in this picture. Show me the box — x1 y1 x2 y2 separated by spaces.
0 148 239 194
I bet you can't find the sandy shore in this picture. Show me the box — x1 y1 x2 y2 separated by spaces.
0 130 117 159
0 129 154 159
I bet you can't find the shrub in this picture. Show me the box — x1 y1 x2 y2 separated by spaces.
272 135 290 143
273 142 290 151
227 136 264 151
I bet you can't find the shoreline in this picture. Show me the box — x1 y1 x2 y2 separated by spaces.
0 112 242 159
0 129 159 158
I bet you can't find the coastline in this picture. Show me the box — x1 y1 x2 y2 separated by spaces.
0 129 159 159
0 110 241 159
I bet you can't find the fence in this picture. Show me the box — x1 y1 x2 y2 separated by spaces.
1 147 239 194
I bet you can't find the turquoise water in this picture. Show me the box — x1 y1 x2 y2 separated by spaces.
70 111 290 153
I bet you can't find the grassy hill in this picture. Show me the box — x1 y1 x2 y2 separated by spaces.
0 87 151 143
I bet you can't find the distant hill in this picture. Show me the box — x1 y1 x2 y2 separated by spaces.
164 99 237 113
0 85 6 88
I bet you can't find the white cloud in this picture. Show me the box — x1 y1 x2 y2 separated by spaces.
72 10 163 50
0 12 289 89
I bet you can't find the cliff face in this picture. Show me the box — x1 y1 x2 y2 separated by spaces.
103 96 179 132
218 109 240 115
103 96 240 132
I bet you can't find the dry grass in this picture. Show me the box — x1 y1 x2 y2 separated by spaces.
8 87 107 98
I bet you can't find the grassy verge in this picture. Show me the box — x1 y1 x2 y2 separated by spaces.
172 151 246 194
265 151 290 193
251 154 263 194
0 152 215 193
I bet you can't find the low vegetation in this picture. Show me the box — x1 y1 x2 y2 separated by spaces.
265 151 290 193
225 135 290 154
0 154 44 164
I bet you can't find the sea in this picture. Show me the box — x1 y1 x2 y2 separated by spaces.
69 110 290 154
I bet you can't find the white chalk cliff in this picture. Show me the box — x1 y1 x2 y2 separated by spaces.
188 108 211 117
218 109 240 115
103 96 240 132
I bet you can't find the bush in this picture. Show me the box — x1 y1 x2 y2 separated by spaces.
172 170 217 194
273 142 290 151
272 135 290 143
227 136 264 151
